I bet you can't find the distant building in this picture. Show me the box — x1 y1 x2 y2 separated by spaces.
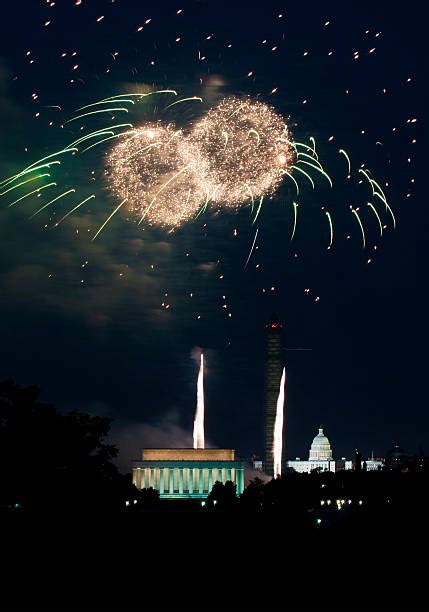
363 458 384 471
132 448 244 499
385 443 409 471
286 427 353 473
362 451 384 471
287 428 384 473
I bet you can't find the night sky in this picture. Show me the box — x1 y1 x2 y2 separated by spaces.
0 0 425 471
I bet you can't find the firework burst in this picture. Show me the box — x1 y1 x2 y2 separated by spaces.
0 91 394 254
105 122 204 229
181 96 294 208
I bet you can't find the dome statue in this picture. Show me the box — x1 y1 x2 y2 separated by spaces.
309 427 333 461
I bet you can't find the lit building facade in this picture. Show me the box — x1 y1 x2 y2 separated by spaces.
363 458 384 471
264 313 284 476
287 427 354 473
132 448 245 499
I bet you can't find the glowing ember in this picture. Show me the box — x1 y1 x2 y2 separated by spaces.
273 367 286 478
193 353 205 449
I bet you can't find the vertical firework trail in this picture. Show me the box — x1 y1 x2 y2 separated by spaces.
193 353 205 449
273 367 286 478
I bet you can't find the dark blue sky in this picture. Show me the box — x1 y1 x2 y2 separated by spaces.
0 0 425 470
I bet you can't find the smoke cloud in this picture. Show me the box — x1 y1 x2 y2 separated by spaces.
190 345 203 363
244 467 271 487
110 410 214 473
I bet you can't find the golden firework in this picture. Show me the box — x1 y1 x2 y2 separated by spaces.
182 96 294 208
105 122 204 229
105 98 294 230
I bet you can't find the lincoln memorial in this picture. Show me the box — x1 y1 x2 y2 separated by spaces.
132 448 244 499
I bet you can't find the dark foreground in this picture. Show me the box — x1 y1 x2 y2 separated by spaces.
2 510 427 609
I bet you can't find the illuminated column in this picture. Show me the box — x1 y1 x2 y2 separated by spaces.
144 468 150 489
198 468 203 494
238 468 244 494
227 468 232 482
179 469 184 495
149 468 154 489
188 468 194 494
169 468 174 494
208 469 213 492
159 469 164 494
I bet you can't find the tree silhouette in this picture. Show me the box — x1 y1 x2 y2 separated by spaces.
239 477 266 511
0 379 135 511
128 487 161 511
206 480 237 510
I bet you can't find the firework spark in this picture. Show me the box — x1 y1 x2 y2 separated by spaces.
325 210 334 248
351 207 366 249
193 353 205 450
273 367 286 478
29 188 76 219
290 202 299 240
244 228 259 269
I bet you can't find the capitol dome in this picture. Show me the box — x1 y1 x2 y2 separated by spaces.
309 427 333 461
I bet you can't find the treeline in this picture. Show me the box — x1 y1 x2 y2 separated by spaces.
201 468 429 530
